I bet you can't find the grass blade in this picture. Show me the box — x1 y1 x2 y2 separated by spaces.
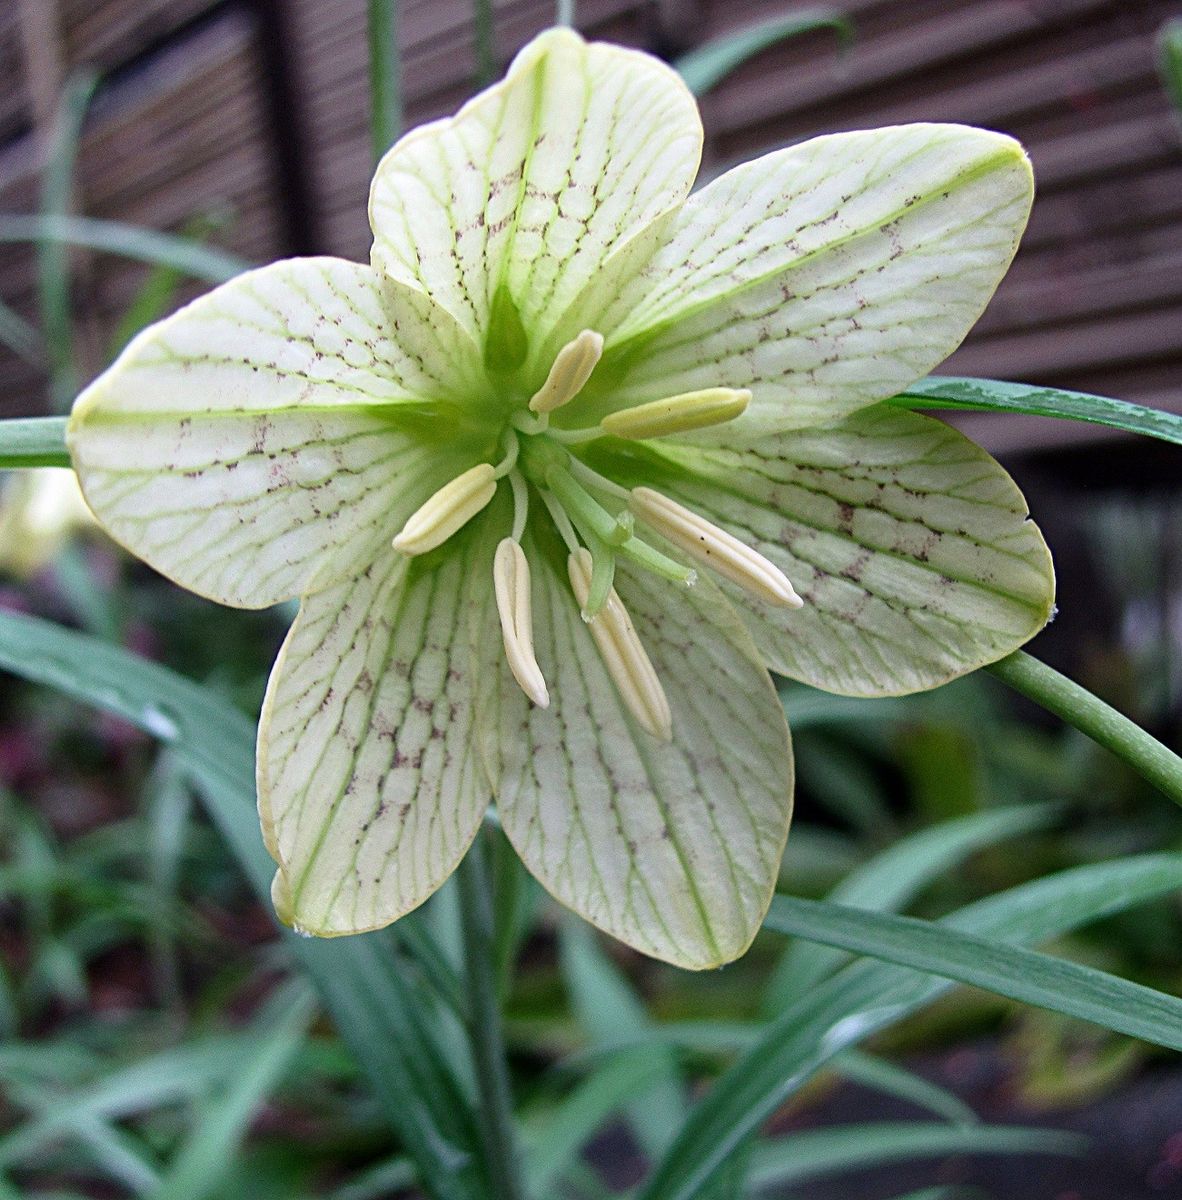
0 610 484 1200
832 1050 979 1126
526 1052 674 1197
674 10 852 97
368 0 402 161
560 921 686 1161
1158 18 1182 117
892 376 1182 447
0 215 249 284
764 805 1057 1013
39 70 98 408
638 855 1182 1200
0 299 44 366
147 982 314 1200
746 1122 1084 1190
766 894 1182 1049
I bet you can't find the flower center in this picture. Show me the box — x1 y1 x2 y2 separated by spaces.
391 329 802 739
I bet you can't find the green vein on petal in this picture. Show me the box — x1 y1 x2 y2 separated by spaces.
490 547 793 969
258 540 493 936
67 257 486 607
368 28 702 369
651 405 1055 696
580 124 1033 436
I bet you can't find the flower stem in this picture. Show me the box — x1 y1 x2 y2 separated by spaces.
987 650 1182 808
456 831 527 1200
0 416 70 468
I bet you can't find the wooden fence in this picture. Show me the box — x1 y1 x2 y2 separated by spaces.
2 0 1179 452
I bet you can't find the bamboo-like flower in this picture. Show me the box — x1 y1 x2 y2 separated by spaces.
66 30 1054 968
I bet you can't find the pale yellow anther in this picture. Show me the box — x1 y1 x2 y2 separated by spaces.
528 329 604 414
568 548 672 741
494 538 549 708
393 463 497 555
600 388 750 440
630 487 803 609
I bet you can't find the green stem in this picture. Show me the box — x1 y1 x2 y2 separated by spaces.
0 417 71 468
987 651 1182 808
368 0 403 164
456 832 527 1200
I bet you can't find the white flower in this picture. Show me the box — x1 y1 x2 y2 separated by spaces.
67 30 1053 967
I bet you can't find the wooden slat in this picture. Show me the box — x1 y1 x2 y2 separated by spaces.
0 11 281 418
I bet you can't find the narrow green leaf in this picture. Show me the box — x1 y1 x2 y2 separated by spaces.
674 9 853 97
780 685 922 731
0 215 249 284
473 0 495 86
526 1052 673 1197
148 983 314 1200
0 610 484 1200
109 212 231 358
833 1050 979 1126
0 417 70 468
766 895 1182 1050
639 855 1182 1200
559 921 686 1161
764 805 1057 1014
893 376 1182 447
329 1156 417 1200
746 1122 1084 1190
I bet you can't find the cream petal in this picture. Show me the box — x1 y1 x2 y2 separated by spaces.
258 539 494 935
68 257 483 607
368 29 702 366
583 124 1033 437
484 548 793 969
652 405 1056 695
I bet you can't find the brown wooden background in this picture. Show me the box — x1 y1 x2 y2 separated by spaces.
2 0 1180 453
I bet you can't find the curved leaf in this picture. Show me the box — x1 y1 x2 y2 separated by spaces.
895 376 1182 447
0 610 483 1200
638 854 1182 1200
674 10 853 97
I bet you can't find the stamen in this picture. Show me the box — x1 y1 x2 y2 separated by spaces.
601 388 751 440
528 329 604 414
494 538 549 708
630 487 803 608
568 548 672 741
393 463 497 555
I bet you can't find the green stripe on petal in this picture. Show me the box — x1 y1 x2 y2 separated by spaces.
586 124 1032 436
652 406 1054 696
368 28 702 369
488 549 793 970
259 542 493 936
68 257 486 607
